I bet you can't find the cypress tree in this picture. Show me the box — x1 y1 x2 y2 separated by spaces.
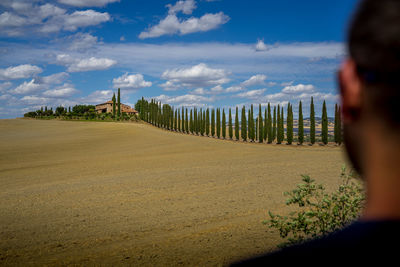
255 117 258 140
250 104 254 141
175 109 178 131
264 107 268 141
184 108 188 133
334 104 338 144
322 100 328 145
211 109 215 137
277 105 281 144
241 106 247 141
202 110 206 136
310 97 316 145
181 107 185 132
216 108 221 138
190 109 193 134
112 93 116 119
248 107 252 141
178 109 181 132
272 106 276 142
222 109 226 139
206 108 210 136
267 104 273 143
229 108 233 140
259 104 263 143
287 103 293 145
235 107 239 140
298 101 304 145
117 88 121 119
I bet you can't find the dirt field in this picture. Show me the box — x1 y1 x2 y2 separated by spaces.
0 119 347 266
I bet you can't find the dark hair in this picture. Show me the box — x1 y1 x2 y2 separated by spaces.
349 0 400 125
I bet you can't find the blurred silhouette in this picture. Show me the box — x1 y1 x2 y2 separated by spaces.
232 0 400 264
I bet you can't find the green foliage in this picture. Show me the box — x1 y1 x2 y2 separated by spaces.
112 93 116 119
211 109 215 137
206 108 210 136
334 104 342 145
117 88 121 119
272 106 276 142
222 109 226 139
267 104 273 144
298 101 304 145
235 107 239 140
264 107 268 141
287 103 293 145
310 97 315 145
322 100 328 145
229 108 233 140
216 108 221 138
241 106 247 141
265 167 365 247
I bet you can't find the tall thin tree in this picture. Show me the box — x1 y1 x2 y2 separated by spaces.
211 109 215 137
206 108 210 136
298 101 304 145
112 93 116 119
241 106 247 141
287 103 293 145
117 88 121 119
235 107 239 140
229 108 233 140
310 97 316 145
267 104 273 143
322 100 328 145
222 109 226 139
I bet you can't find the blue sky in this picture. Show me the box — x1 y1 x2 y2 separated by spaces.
0 0 359 118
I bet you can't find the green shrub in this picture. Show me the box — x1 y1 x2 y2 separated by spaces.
265 166 365 247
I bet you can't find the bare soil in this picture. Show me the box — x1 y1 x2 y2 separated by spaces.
0 119 347 266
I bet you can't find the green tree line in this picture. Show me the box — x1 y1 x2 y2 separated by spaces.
136 97 343 146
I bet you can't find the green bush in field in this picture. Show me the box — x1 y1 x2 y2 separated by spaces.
265 166 365 248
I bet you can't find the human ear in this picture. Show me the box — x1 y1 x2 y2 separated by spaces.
339 59 362 123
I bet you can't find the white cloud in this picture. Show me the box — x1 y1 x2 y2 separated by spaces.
0 3 111 36
210 85 224 94
161 63 230 90
0 11 28 27
0 64 43 80
63 10 110 31
241 74 267 87
281 81 294 86
20 95 50 105
39 72 69 85
226 85 243 93
0 82 12 92
58 0 120 7
192 87 206 95
236 89 266 99
139 12 229 39
155 93 214 107
57 55 117 72
43 84 78 98
112 73 152 90
282 84 314 94
255 39 268 52
81 90 113 104
68 33 99 51
11 79 42 94
167 0 196 15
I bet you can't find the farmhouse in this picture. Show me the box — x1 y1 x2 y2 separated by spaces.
95 101 138 115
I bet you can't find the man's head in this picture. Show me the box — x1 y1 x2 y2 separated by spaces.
340 0 400 175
